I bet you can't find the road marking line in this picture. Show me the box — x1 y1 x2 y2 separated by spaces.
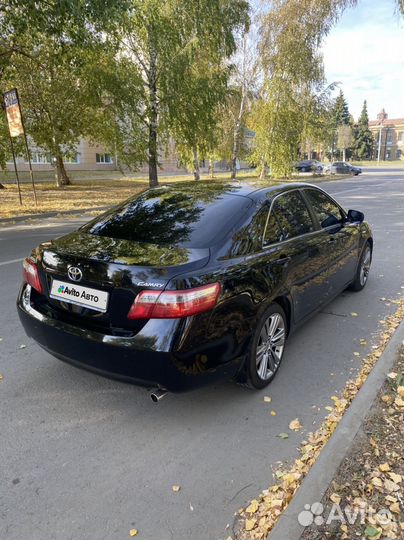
0 258 24 267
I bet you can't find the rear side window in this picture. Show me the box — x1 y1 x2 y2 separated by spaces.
304 189 344 228
82 188 252 249
271 191 314 240
264 211 284 245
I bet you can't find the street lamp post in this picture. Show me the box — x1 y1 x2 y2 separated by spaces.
377 123 383 164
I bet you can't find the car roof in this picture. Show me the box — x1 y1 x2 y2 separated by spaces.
159 180 321 204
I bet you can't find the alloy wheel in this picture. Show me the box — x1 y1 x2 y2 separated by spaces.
256 313 285 380
360 246 371 286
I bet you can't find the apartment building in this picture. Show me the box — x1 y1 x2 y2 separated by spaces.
7 138 186 174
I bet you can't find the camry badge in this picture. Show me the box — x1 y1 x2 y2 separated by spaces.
68 266 83 282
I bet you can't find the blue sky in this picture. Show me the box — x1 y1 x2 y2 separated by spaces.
322 0 404 121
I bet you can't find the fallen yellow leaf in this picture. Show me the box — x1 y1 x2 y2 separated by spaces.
245 518 256 531
263 396 272 403
246 499 259 514
371 477 383 487
172 485 181 492
390 502 401 514
384 479 400 492
388 472 402 484
289 418 302 431
387 372 397 379
394 396 404 407
351 312 358 317
330 492 341 504
129 529 138 537
270 410 276 416
379 463 390 472
397 386 404 397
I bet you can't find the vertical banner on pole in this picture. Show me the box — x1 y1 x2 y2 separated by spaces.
2 89 23 205
3 88 38 206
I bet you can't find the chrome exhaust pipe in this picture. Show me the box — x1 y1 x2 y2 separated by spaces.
150 388 168 402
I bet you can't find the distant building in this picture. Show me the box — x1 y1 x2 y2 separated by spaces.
6 129 254 175
369 109 404 161
6 139 185 174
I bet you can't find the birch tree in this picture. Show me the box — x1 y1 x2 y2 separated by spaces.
116 0 249 187
251 0 353 178
229 31 258 179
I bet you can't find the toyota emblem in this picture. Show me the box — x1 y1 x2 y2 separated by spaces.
67 266 83 282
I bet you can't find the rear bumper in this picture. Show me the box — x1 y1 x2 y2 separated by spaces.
17 284 235 392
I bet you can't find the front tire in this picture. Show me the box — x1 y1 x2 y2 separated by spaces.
350 241 372 291
242 303 287 389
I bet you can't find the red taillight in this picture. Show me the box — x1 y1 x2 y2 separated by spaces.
22 258 43 294
127 283 221 319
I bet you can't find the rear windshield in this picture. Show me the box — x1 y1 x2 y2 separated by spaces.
82 187 252 248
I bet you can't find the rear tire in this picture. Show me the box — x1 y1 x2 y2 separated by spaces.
240 303 287 390
349 241 372 291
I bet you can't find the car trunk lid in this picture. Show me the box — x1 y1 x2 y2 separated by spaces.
33 231 210 336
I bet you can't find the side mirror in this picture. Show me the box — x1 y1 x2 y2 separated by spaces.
347 209 364 223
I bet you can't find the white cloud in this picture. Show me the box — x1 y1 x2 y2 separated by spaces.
322 0 404 121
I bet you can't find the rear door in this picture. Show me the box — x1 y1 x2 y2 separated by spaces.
264 190 331 323
302 188 359 294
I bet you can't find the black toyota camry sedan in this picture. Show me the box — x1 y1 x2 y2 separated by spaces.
17 182 373 396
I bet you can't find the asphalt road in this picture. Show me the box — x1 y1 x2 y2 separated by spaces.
1 172 403 540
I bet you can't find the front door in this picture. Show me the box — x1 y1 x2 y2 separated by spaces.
302 188 359 294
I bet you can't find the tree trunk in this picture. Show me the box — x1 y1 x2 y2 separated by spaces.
208 158 214 179
148 38 159 188
342 148 346 161
231 90 246 180
193 147 200 181
259 158 266 180
54 154 70 187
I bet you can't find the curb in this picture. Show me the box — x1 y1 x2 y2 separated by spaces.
269 318 404 540
0 206 110 226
